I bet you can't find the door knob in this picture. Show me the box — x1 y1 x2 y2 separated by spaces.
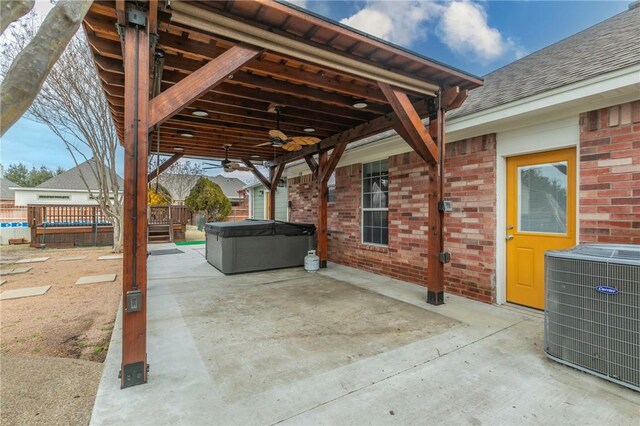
506 235 514 240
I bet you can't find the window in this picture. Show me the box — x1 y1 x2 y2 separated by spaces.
38 194 70 200
517 161 568 234
327 172 336 203
362 160 388 245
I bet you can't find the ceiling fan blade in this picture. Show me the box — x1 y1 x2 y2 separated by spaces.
268 129 287 140
281 142 302 151
254 141 272 147
290 136 321 146
235 166 252 172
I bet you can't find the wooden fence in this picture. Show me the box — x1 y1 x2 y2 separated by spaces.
27 204 190 247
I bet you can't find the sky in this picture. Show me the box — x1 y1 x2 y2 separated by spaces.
0 0 630 181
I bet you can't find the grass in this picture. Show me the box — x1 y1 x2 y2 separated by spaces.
93 343 108 354
175 240 205 246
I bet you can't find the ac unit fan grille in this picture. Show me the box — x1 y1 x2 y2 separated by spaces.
545 253 639 391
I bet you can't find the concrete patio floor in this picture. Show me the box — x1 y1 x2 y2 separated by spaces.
91 244 639 425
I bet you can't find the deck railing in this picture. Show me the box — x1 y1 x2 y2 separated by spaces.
148 205 190 225
28 205 111 227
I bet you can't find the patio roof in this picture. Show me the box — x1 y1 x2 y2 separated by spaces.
83 0 482 162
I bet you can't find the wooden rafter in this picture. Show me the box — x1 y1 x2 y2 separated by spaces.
147 153 183 182
242 159 271 190
149 44 262 128
378 82 438 165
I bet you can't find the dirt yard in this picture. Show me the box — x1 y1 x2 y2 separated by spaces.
1 245 122 425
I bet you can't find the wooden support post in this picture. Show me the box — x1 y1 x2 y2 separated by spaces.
121 14 150 388
304 154 318 177
268 164 285 220
316 150 328 268
426 99 446 306
147 153 183 182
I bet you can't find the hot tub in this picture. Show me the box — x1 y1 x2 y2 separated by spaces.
205 219 316 274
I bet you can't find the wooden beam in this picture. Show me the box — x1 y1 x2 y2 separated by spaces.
426 103 446 305
148 44 261 128
268 164 285 220
304 155 318 176
321 139 349 184
378 82 438 164
316 150 328 268
115 0 126 27
242 159 271 190
265 100 429 167
147 153 183 182
121 18 150 388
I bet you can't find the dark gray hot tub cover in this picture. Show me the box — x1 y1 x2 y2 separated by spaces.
205 219 316 238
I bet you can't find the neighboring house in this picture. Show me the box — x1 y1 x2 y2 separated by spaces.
245 180 289 221
13 159 124 206
0 174 28 243
286 5 640 310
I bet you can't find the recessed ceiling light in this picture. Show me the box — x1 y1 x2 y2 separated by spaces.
251 155 260 158
179 131 194 138
303 127 315 133
352 102 368 109
174 146 184 152
191 109 209 117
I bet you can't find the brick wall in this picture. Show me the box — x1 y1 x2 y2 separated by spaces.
579 101 640 244
287 134 497 303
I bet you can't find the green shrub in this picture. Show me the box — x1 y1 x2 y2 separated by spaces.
184 178 232 222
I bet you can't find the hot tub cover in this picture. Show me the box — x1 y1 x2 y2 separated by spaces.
205 220 316 238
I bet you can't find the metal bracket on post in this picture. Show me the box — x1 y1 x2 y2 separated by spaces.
427 291 445 306
127 8 147 28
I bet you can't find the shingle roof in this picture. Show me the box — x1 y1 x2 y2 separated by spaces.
0 176 20 200
36 159 123 191
208 175 245 199
449 6 640 119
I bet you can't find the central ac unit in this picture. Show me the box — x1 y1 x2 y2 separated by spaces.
545 244 640 391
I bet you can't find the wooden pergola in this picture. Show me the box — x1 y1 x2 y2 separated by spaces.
83 0 482 388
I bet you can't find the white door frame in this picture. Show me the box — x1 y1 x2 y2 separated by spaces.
495 116 580 304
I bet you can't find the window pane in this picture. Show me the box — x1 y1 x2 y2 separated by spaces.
363 194 372 209
363 163 373 178
363 226 372 243
518 161 567 233
381 227 388 245
364 211 373 227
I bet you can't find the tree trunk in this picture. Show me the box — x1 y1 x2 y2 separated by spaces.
0 0 35 34
111 215 123 253
0 0 93 136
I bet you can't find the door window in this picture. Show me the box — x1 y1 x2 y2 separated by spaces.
517 161 568 234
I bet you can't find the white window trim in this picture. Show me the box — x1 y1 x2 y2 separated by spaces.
361 160 389 247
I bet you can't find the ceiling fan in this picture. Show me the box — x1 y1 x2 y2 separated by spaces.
203 145 252 173
254 106 321 152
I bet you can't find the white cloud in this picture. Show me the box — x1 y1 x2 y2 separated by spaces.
339 0 524 65
340 1 440 46
438 1 524 64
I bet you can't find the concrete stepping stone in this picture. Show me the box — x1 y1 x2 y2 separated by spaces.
98 254 123 261
75 274 117 286
14 257 50 264
58 255 88 262
0 285 51 301
0 267 33 276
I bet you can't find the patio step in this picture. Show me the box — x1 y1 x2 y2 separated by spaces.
148 224 172 244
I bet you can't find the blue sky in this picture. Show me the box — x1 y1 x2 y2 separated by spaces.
0 0 629 179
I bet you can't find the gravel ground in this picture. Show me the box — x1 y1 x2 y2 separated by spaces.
1 354 103 425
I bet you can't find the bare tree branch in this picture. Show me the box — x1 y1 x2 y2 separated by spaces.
0 0 35 34
0 0 92 136
2 13 123 252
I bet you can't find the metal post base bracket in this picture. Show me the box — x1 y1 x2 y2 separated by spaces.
319 260 328 269
427 291 445 306
121 361 146 388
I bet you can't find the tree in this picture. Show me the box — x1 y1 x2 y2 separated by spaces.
2 14 124 252
149 159 203 205
0 0 93 136
147 184 171 206
184 178 232 222
3 162 64 187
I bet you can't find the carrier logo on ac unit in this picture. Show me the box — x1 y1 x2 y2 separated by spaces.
595 285 619 295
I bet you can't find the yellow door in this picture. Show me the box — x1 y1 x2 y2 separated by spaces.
506 148 576 309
